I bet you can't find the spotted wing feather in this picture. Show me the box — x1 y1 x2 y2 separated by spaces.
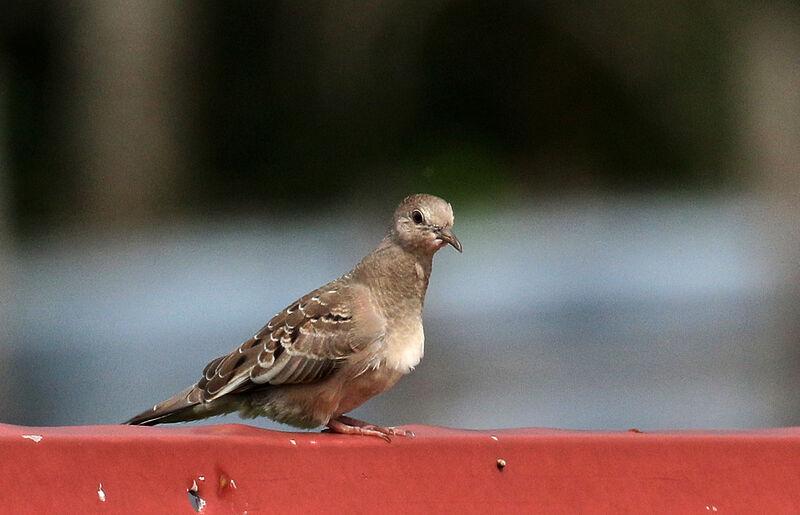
196 280 383 401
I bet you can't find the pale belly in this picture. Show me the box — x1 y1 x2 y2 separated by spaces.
332 323 424 415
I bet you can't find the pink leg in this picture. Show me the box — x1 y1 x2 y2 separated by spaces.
337 415 416 438
325 415 415 442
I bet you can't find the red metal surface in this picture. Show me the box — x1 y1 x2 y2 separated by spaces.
2 423 800 514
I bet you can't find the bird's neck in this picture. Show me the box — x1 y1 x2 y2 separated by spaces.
354 243 434 313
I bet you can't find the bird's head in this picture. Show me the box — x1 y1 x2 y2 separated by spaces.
389 194 462 255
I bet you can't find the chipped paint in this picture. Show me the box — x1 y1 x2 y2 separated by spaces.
97 483 106 502
289 439 297 446
21 434 43 443
187 481 206 513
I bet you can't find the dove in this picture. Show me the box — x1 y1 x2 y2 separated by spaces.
125 194 461 441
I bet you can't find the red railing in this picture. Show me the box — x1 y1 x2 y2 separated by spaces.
2 423 800 513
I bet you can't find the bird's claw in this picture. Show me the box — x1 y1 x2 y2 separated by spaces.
383 426 415 438
359 424 415 438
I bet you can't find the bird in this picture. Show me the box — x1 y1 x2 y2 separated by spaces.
124 193 462 441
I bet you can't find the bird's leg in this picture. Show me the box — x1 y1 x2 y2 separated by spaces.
332 415 415 438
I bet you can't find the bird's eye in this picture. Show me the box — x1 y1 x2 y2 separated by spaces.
411 210 424 224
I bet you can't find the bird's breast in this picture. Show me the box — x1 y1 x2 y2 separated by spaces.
376 321 425 374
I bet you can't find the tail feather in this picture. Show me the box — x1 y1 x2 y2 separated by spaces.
124 385 236 425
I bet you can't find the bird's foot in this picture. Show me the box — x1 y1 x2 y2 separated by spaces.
325 415 415 442
336 415 416 437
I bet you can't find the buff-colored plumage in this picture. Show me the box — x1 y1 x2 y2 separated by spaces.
124 194 461 441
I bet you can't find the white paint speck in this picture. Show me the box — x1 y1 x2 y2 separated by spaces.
490 435 499 441
21 434 43 443
705 506 718 512
191 480 199 492
310 440 317 445
97 483 106 502
229 479 237 489
198 476 205 481
289 439 297 446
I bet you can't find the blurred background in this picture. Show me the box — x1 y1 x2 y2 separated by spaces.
1 1 798 431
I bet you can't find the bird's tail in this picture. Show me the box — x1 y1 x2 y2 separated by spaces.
123 384 236 426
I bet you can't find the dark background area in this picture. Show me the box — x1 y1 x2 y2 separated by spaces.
1 1 798 431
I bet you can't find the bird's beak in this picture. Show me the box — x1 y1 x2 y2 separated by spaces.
437 227 462 253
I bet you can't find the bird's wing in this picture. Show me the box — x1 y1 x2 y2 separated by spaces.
196 279 384 402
